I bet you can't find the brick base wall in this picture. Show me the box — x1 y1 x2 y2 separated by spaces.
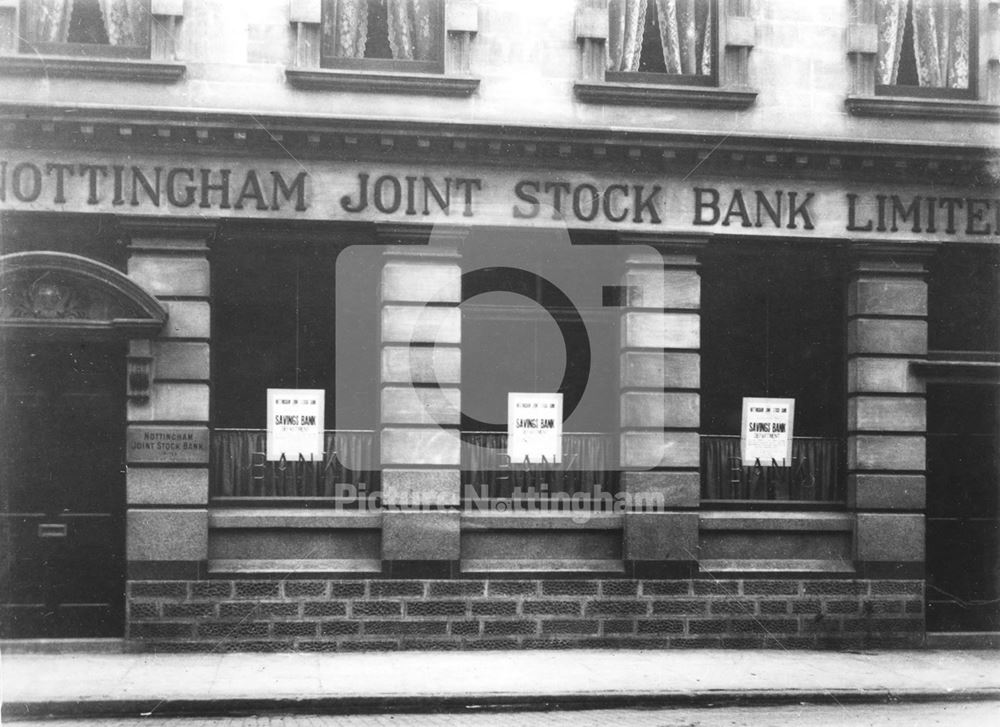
127 578 924 651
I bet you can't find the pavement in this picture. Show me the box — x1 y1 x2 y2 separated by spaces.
1 647 999 719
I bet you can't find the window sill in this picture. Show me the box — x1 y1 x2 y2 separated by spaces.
700 511 854 532
574 81 757 109
0 55 185 82
285 67 480 96
846 94 1000 122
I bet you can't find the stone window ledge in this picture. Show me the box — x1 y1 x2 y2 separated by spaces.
0 55 185 82
285 67 480 96
460 510 623 531
208 558 381 575
575 81 757 109
700 511 854 532
208 508 381 529
846 95 1000 122
461 558 626 573
698 558 856 574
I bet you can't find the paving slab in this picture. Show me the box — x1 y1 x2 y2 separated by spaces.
2 649 999 718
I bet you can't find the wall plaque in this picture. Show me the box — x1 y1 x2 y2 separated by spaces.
127 425 209 464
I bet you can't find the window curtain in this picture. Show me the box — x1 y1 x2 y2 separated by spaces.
333 0 369 58
700 435 842 502
386 0 435 61
461 432 619 499
608 0 647 72
25 0 74 43
912 0 969 88
97 0 149 47
211 430 376 498
877 0 970 88
654 0 713 75
608 0 712 75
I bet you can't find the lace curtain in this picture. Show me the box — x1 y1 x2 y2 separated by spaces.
608 0 713 75
24 0 148 46
331 0 435 60
23 0 74 42
98 0 150 47
876 0 970 88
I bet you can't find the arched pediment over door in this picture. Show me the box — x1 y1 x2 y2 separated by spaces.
0 251 166 338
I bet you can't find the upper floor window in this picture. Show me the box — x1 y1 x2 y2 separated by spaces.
19 0 151 58
606 0 716 85
320 0 443 73
876 0 974 98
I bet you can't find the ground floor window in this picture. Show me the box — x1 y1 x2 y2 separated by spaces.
700 242 847 504
459 231 621 505
210 238 379 500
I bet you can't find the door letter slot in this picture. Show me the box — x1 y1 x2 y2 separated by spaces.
38 523 67 538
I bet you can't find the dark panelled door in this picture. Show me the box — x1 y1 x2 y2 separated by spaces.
0 340 126 637
926 384 1000 632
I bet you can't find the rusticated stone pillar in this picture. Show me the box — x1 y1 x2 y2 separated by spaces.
619 236 706 577
123 218 217 580
847 242 937 578
378 225 466 577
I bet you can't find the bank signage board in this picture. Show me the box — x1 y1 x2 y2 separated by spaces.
266 388 324 462
0 152 996 244
740 397 795 465
507 392 562 464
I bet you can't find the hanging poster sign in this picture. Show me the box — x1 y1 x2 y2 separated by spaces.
507 392 562 464
741 397 795 465
266 388 324 461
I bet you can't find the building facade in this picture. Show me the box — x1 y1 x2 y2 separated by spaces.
0 0 998 650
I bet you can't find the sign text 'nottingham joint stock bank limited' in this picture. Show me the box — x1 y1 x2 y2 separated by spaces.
1 162 998 237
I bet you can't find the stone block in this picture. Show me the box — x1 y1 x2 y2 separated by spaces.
288 0 321 23
381 385 460 425
848 435 925 471
127 508 207 561
128 382 209 422
844 22 877 53
447 0 479 33
382 345 461 385
848 319 927 356
855 513 924 562
624 511 698 561
128 255 209 297
127 467 208 505
382 261 460 303
383 510 460 560
620 351 700 389
622 312 699 350
381 427 461 466
848 473 925 510
153 342 210 380
161 301 210 339
726 15 756 47
848 396 925 432
574 5 608 39
848 358 924 394
382 469 460 507
623 269 699 309
620 392 699 428
621 471 699 508
382 305 460 345
620 431 699 469
848 278 927 317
